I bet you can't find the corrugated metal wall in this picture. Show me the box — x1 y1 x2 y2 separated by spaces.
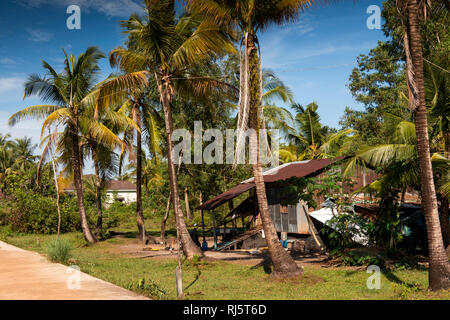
267 187 310 235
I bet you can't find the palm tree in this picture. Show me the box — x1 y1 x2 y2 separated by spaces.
396 0 450 290
0 134 14 187
107 84 162 244
82 116 125 237
38 128 62 237
187 0 321 276
281 102 355 162
9 47 104 243
110 0 235 258
424 60 450 249
261 69 294 133
11 137 38 172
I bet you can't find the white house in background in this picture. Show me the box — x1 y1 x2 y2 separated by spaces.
65 178 137 204
102 180 137 204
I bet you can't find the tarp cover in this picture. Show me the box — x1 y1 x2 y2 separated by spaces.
308 207 368 245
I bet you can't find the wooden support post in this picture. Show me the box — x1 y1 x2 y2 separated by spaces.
212 210 217 250
223 222 227 241
228 200 237 229
253 189 258 228
201 209 206 243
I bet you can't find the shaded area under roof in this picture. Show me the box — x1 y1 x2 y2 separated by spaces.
198 157 343 211
225 196 255 219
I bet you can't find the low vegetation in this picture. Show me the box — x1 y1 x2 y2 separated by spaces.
1 227 448 300
46 239 72 264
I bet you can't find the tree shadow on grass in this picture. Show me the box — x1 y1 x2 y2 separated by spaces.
184 265 202 291
344 267 420 288
250 256 272 274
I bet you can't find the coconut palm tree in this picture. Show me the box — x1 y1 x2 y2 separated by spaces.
281 102 355 162
105 83 163 244
261 69 294 133
82 106 135 236
395 0 450 290
9 47 147 244
110 0 236 258
11 137 38 172
0 134 14 187
424 60 450 249
187 0 321 276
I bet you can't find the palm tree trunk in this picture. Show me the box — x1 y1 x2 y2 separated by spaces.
92 146 103 237
161 156 182 242
133 104 146 245
247 34 301 277
70 124 97 244
184 187 192 221
406 0 450 290
161 190 172 243
158 75 202 259
50 146 61 238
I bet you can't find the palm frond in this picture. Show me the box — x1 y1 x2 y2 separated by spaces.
8 105 63 126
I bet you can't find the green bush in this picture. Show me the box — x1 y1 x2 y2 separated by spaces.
5 190 81 234
1 172 82 234
46 239 72 264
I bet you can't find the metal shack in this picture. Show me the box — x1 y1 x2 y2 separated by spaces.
197 158 343 251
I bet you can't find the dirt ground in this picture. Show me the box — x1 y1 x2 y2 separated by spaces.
110 235 330 268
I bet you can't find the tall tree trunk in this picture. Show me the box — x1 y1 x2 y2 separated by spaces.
184 187 192 221
161 190 172 243
133 104 146 245
406 0 450 290
71 124 97 244
50 143 61 239
246 34 301 277
158 74 202 259
92 146 103 237
161 155 181 242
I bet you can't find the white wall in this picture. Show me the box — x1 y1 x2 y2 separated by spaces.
106 191 137 204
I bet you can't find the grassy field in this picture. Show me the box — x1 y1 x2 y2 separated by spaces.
1 227 449 300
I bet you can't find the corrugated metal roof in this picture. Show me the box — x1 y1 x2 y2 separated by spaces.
198 157 343 210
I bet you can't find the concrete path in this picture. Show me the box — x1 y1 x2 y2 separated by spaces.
0 241 149 300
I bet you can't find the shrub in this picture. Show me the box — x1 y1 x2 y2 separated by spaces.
321 211 373 250
3 189 81 234
46 239 72 264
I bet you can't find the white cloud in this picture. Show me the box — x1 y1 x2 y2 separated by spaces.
26 28 53 42
0 77 25 96
17 0 144 17
279 14 316 36
0 58 16 65
0 111 43 148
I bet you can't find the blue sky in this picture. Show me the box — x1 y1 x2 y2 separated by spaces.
0 0 387 149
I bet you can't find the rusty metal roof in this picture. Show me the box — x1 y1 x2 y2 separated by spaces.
198 157 343 210
198 183 255 211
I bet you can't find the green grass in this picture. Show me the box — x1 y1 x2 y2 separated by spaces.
1 227 449 300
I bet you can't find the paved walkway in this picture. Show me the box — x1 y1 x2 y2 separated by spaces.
0 241 149 300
